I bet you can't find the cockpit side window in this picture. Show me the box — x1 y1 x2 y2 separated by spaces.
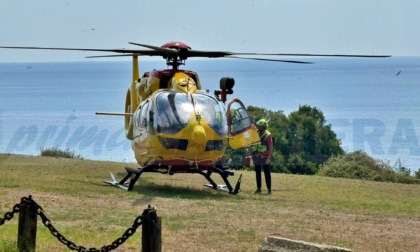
135 107 142 129
140 101 149 128
229 102 252 134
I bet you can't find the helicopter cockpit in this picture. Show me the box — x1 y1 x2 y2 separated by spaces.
155 91 227 136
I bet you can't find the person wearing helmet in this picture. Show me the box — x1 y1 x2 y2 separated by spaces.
250 118 273 194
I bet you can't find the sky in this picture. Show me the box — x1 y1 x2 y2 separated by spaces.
1 0 420 62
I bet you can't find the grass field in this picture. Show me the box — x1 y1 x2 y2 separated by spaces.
1 153 419 251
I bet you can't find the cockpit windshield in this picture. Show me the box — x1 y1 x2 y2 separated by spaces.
193 93 227 136
155 92 227 136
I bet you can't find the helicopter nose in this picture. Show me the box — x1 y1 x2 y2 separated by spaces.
192 125 206 145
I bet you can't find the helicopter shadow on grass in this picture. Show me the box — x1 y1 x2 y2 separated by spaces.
112 171 232 201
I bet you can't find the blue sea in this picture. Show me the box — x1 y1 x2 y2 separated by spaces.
1 57 420 170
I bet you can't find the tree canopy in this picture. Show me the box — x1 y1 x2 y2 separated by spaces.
223 104 420 183
242 105 344 174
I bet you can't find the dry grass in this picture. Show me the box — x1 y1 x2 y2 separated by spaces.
1 153 420 252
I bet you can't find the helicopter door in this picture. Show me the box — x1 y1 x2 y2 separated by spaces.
227 99 260 149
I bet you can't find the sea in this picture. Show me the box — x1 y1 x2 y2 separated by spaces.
1 57 420 170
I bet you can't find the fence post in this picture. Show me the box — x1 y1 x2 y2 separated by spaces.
141 206 162 252
17 198 37 252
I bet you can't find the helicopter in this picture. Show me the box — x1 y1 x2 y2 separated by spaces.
0 42 390 194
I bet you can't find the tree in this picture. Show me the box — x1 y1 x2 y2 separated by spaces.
415 169 420 179
285 105 344 173
223 146 247 170
247 105 344 174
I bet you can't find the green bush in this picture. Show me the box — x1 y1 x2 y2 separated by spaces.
40 147 82 159
318 151 420 184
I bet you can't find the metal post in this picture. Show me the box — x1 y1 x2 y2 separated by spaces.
17 198 37 252
141 206 162 252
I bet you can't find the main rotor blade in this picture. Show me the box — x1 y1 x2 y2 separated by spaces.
85 54 134 58
128 42 178 55
0 46 164 56
0 44 391 61
128 42 238 59
231 52 391 58
186 49 233 58
227 56 313 64
126 41 390 58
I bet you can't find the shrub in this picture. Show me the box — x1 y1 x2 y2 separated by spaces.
40 147 82 159
318 151 419 184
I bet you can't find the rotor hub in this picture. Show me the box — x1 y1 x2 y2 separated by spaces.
161 41 191 50
161 42 191 69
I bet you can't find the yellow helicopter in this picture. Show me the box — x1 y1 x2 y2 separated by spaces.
0 42 390 194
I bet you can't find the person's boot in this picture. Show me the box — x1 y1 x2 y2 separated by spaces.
268 189 272 194
254 188 261 194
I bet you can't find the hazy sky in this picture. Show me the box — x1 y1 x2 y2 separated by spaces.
1 0 420 62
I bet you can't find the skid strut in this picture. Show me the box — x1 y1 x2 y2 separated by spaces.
200 167 242 195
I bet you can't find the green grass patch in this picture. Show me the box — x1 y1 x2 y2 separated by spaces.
0 240 18 252
1 153 419 251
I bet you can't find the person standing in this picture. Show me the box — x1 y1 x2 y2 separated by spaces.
250 119 273 194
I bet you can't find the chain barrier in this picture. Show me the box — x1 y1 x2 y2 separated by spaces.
0 196 144 252
0 199 21 226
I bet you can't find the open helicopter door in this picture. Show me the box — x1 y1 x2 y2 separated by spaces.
227 98 260 149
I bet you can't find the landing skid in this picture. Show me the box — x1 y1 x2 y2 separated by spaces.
104 166 241 195
104 166 164 191
196 168 242 195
